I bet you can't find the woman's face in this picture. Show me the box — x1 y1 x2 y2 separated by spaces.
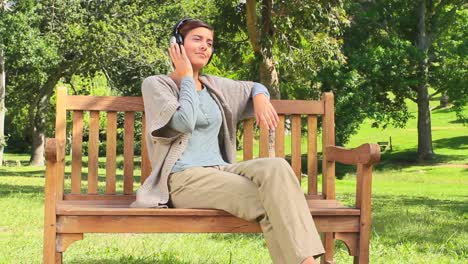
183 27 214 70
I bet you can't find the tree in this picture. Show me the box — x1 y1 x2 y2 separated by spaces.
0 0 16 165
343 0 467 160
212 0 348 99
3 0 178 164
209 1 367 145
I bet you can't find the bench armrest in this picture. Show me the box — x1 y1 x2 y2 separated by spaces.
326 143 381 165
44 137 65 208
45 138 58 163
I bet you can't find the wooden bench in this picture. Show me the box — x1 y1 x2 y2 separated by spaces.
43 87 380 264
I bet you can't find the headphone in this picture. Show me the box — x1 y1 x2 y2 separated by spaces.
170 18 214 65
170 18 192 46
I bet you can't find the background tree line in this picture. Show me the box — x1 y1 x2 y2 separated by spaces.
0 0 466 165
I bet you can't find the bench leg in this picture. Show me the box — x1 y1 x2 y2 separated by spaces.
321 232 334 264
44 226 62 264
55 253 63 264
43 200 63 263
353 230 370 264
43 236 62 264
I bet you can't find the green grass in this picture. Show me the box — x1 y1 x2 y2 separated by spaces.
0 97 467 263
0 157 466 263
346 97 468 164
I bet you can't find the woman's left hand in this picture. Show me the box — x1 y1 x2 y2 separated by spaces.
253 94 279 130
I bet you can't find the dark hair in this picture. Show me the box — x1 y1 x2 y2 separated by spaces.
178 19 214 40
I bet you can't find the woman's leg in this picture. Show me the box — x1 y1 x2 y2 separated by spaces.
168 166 288 263
223 158 325 263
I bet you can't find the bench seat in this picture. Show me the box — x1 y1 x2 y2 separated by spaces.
55 199 361 234
57 199 360 216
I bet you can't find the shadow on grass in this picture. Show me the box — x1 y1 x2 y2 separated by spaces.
0 169 45 178
66 253 192 264
433 136 468 150
371 194 467 255
0 183 44 197
448 118 468 125
376 150 468 168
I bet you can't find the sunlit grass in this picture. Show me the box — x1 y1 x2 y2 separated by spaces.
1 151 466 263
1 96 466 263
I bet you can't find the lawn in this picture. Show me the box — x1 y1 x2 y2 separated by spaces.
0 98 466 263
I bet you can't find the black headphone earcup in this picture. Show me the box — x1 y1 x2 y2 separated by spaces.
175 34 184 45
207 48 214 65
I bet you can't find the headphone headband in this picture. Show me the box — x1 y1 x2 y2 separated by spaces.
172 18 193 36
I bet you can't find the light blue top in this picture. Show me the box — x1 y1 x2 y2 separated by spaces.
170 76 269 172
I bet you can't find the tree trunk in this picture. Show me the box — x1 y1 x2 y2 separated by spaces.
246 0 280 99
439 91 449 107
417 84 434 160
246 0 279 157
28 61 73 166
416 0 435 160
29 93 49 166
259 56 280 99
0 48 5 166
30 123 45 166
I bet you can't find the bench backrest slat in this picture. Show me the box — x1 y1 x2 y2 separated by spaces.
88 111 100 194
307 115 318 195
141 113 151 184
322 93 336 199
105 111 117 194
243 119 254 160
123 112 135 194
259 123 269 157
291 114 302 182
275 116 285 158
71 111 84 194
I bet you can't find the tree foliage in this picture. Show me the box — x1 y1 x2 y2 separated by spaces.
1 0 466 159
335 0 467 157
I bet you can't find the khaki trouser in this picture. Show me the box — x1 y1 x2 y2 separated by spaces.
168 157 325 264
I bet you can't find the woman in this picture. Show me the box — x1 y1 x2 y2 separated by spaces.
132 18 325 264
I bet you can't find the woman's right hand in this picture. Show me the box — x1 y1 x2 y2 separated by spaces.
169 43 193 82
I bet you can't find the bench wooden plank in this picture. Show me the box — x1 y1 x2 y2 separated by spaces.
123 112 135 194
321 93 336 262
322 93 336 200
63 193 327 201
64 194 136 200
291 115 302 181
105 111 117 194
64 97 324 114
58 198 347 207
259 122 269 157
71 111 83 194
141 113 151 183
243 119 254 160
270 100 324 114
57 215 359 233
56 199 357 215
56 207 360 216
308 115 318 195
88 111 100 194
66 96 144 111
275 115 285 158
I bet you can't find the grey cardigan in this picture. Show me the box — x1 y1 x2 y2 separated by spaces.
131 74 256 208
